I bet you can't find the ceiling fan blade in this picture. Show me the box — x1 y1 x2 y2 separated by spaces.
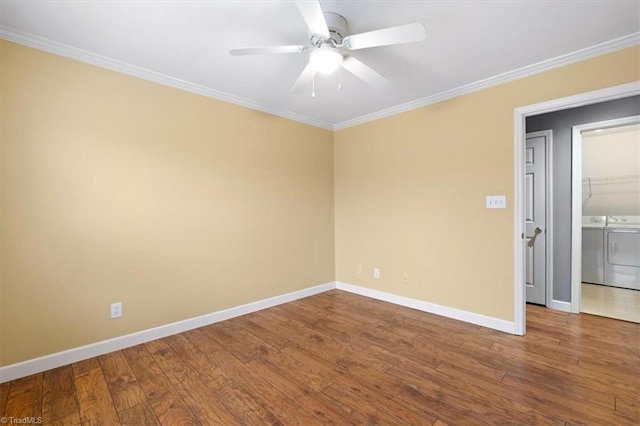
343 23 426 50
290 63 315 93
341 57 387 89
295 0 330 38
229 45 306 56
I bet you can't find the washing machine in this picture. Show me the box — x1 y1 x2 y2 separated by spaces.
604 216 640 290
582 216 606 285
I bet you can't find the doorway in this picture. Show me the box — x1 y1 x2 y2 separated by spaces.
513 82 640 335
571 117 640 322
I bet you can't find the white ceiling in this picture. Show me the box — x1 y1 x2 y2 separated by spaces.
1 1 639 129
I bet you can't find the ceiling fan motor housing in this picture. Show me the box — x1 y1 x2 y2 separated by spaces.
312 12 348 46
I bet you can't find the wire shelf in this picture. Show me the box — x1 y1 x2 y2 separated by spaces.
582 175 640 200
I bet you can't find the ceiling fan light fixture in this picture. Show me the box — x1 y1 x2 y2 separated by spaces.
309 46 343 75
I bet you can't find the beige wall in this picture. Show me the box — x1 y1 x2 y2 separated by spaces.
582 124 640 216
334 46 640 321
0 40 335 366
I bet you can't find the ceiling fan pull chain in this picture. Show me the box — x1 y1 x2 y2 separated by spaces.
338 67 342 90
312 72 317 98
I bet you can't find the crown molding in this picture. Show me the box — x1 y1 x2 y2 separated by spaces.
1 26 637 132
333 32 640 130
0 26 334 131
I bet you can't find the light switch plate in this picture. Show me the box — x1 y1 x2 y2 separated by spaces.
486 195 506 209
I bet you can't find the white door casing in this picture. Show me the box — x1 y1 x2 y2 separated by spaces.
525 133 547 305
514 82 640 335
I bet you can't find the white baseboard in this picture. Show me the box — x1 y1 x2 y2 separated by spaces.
0 281 335 383
1 280 519 383
549 299 572 313
336 282 517 334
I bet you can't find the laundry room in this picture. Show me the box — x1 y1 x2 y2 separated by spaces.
582 124 640 218
526 95 640 323
579 120 640 322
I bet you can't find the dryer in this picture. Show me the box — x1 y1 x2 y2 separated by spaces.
605 216 640 290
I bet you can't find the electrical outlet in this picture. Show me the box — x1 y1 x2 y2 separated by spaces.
374 268 380 279
402 273 408 282
110 302 122 319
357 265 362 274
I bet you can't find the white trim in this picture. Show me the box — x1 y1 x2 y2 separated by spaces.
546 131 554 310
571 115 640 314
571 126 583 313
513 81 640 334
336 282 516 334
514 109 527 335
525 130 554 308
0 280 521 382
0 26 334 131
334 33 640 130
0 282 336 383
1 26 637 132
549 299 572 313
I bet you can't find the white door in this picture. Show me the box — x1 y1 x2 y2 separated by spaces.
525 132 547 305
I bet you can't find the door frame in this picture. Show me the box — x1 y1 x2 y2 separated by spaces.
525 130 553 308
570 114 640 313
512 81 640 335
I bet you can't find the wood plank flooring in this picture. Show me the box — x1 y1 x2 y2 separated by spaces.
1 290 638 425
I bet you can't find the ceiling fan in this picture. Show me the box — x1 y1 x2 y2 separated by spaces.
229 0 426 96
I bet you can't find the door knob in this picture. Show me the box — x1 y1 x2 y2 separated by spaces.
527 227 543 248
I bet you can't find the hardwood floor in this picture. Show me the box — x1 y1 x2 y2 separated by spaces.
1 290 639 425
